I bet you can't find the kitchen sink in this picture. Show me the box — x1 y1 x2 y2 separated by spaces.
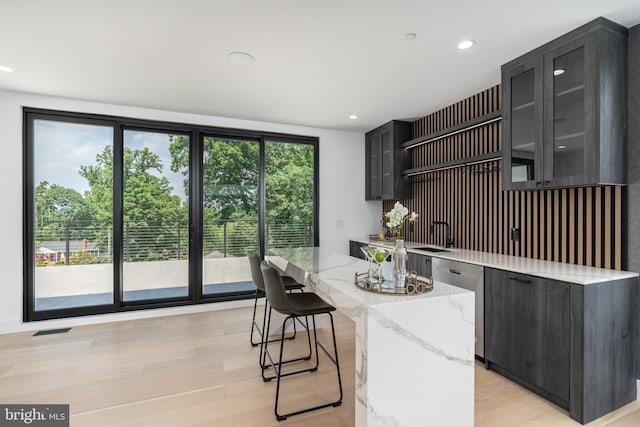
413 246 451 253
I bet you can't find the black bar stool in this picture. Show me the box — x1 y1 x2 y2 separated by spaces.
248 254 311 373
248 253 304 347
260 264 343 421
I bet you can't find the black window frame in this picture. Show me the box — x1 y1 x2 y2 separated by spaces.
23 107 319 322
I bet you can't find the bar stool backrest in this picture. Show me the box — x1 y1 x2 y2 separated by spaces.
248 253 266 292
261 264 291 314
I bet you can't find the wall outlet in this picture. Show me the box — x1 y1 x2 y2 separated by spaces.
511 227 521 241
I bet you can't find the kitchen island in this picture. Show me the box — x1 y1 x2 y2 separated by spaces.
267 247 475 427
350 238 639 424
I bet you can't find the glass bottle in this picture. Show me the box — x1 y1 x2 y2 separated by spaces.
393 239 407 288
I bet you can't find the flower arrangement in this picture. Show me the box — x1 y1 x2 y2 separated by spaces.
384 202 419 239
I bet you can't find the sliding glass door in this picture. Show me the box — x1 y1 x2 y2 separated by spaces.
24 108 318 321
265 141 315 252
32 119 114 311
201 136 259 296
122 129 190 302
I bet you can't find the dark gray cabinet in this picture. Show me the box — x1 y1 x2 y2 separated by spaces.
365 120 412 200
349 240 366 260
407 252 432 277
484 267 637 424
485 269 570 405
502 17 628 190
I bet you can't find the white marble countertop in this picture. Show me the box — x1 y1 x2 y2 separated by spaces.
351 238 638 285
267 247 469 312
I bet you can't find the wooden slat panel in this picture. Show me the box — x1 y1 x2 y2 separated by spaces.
615 186 622 270
595 187 602 268
569 188 575 264
392 85 622 270
605 186 612 268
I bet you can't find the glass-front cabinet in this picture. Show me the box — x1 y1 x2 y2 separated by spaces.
543 42 588 187
503 60 543 189
502 18 627 190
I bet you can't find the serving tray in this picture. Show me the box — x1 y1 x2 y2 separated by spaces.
354 272 434 295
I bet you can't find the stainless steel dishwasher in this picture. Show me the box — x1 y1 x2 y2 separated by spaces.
432 258 484 358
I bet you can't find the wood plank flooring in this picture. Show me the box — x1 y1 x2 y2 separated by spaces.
0 307 638 426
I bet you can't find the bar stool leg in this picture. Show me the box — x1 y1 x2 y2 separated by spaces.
328 312 344 406
261 310 313 380
273 313 343 421
252 288 306 347
250 288 261 347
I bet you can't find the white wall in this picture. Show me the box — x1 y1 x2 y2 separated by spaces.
0 88 382 334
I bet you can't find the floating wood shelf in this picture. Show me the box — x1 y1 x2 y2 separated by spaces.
402 110 502 150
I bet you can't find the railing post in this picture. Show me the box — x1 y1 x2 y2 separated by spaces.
126 222 130 262
223 222 227 258
177 221 181 260
65 221 70 265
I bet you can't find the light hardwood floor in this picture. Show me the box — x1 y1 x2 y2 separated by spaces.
0 307 638 426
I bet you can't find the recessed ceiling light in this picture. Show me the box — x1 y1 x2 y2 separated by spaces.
554 68 565 76
403 33 417 42
557 145 567 150
227 52 255 67
0 65 13 73
349 114 358 120
457 40 475 50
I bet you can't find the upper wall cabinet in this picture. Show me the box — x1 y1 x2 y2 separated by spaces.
502 17 628 190
365 120 412 200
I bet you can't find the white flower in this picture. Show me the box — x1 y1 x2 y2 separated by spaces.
383 202 419 236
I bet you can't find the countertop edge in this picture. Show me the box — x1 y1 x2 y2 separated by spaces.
350 238 639 285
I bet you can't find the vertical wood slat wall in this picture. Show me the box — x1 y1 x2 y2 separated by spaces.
383 85 624 270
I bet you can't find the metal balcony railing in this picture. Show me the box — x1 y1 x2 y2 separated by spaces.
34 219 313 266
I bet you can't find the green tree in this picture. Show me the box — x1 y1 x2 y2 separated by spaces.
265 142 313 223
169 137 314 252
170 136 259 220
35 181 95 241
264 142 314 248
80 145 185 262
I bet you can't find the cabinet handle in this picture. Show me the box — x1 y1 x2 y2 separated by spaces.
449 269 461 275
509 276 532 284
536 181 542 187
544 180 550 185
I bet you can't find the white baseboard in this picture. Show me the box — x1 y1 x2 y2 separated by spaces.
637 379 639 401
0 298 256 335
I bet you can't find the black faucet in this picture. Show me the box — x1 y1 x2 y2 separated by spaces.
430 221 454 248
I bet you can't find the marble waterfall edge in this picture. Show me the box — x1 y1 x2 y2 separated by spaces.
266 247 475 427
367 295 475 426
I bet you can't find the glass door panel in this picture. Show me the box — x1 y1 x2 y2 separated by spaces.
510 69 536 183
122 130 189 301
552 47 585 178
202 137 259 295
33 120 114 310
265 141 315 252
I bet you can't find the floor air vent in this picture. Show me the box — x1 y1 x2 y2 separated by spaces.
33 327 71 336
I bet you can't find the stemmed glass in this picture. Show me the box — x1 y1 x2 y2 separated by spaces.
360 245 391 285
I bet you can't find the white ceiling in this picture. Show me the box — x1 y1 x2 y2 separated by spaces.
1 0 640 132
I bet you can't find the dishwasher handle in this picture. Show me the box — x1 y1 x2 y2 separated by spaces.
449 268 461 275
